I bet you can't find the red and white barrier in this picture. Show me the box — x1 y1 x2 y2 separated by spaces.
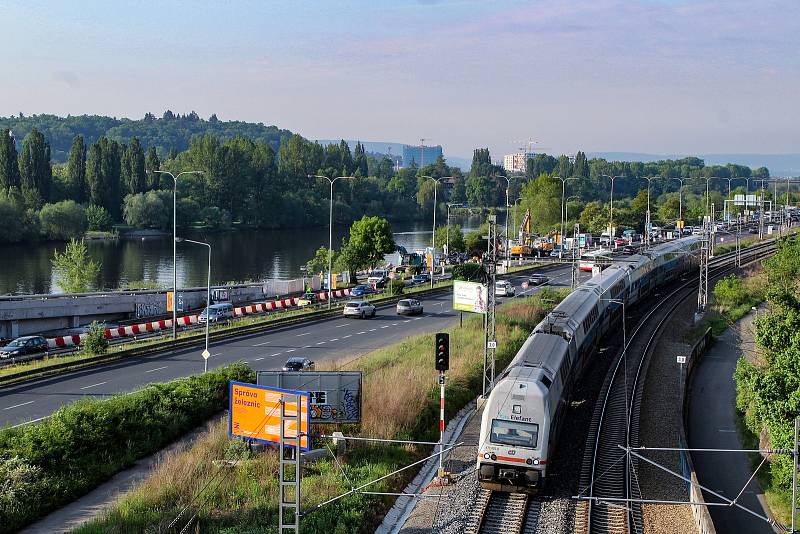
46 288 353 349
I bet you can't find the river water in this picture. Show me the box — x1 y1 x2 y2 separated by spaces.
0 216 488 295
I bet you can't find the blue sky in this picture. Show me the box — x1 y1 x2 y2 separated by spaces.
2 0 798 159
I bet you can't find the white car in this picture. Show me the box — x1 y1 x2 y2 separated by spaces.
495 280 515 297
343 300 376 319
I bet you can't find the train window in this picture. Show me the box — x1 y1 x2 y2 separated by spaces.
490 419 539 448
541 375 552 389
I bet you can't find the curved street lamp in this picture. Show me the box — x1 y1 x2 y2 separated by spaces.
176 237 211 372
310 175 354 309
151 169 204 340
420 175 443 288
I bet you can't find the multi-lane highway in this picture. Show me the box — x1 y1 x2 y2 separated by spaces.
0 265 590 428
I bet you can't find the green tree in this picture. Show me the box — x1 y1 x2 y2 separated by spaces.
466 175 493 207
518 174 560 232
338 216 395 272
450 173 467 204
416 179 440 218
82 320 109 355
145 145 161 189
65 135 87 202
0 129 20 189
306 246 338 276
658 194 681 222
578 201 608 234
122 190 171 229
122 137 146 195
0 196 26 243
51 238 100 293
17 128 51 204
86 137 123 218
434 224 465 253
85 204 113 231
39 200 87 240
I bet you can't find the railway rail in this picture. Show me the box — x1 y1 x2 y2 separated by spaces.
574 239 779 534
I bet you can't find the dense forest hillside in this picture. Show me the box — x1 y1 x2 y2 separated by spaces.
0 112 293 162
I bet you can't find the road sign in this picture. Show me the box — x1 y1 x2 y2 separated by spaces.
438 375 445 386
229 381 310 450
487 340 497 349
677 356 687 364
202 349 210 359
257 371 362 424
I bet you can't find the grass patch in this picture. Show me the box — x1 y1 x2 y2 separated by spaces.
76 290 569 533
0 363 253 534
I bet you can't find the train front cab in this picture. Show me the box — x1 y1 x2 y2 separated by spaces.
478 416 546 493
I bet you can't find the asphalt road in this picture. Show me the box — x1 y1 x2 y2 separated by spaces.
688 309 775 533
0 265 589 428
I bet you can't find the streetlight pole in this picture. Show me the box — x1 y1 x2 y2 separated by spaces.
555 176 577 259
512 197 523 240
152 170 203 340
601 174 625 241
499 176 515 267
641 177 656 249
420 176 443 288
176 237 211 372
311 175 354 309
671 177 686 231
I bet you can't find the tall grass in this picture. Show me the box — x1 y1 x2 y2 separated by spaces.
76 291 567 533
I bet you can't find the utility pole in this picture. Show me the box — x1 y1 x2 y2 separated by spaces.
482 215 497 397
571 223 580 290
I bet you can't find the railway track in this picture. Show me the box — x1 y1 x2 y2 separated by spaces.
574 239 778 534
464 489 541 534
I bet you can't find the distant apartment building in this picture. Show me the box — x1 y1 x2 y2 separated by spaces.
503 152 534 173
402 144 443 168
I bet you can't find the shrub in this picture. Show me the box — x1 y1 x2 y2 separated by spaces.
388 275 404 295
199 206 232 230
0 363 254 533
713 274 747 310
51 238 100 293
452 262 486 281
85 204 113 231
82 321 108 355
0 198 26 243
38 200 87 240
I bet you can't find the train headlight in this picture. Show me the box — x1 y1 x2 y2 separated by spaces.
484 453 490 460
526 458 532 465
490 453 497 461
533 459 540 465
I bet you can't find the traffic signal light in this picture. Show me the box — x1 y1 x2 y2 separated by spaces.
435 332 449 371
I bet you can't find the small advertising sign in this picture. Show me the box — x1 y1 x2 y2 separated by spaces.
453 280 488 314
229 381 310 450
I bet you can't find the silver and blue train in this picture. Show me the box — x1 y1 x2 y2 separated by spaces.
477 236 704 493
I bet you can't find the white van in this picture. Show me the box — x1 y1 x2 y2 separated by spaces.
199 303 234 323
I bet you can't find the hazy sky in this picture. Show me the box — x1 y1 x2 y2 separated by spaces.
3 0 798 158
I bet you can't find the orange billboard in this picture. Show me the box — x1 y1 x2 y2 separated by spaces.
229 381 310 450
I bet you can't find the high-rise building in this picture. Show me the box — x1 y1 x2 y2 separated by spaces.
402 144 443 168
503 153 534 173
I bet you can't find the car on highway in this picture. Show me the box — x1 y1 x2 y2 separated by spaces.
367 269 389 288
296 292 319 307
343 300 376 319
495 280 515 297
282 357 315 372
613 237 627 247
396 298 424 315
527 274 549 286
349 284 375 297
622 245 638 255
0 335 48 358
411 273 430 285
199 303 234 323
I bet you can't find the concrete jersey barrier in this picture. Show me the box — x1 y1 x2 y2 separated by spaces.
47 288 353 349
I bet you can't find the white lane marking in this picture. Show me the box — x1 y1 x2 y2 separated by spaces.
81 381 107 390
381 325 390 329
357 331 366 335
369 328 377 332
413 317 422 321
342 334 352 339
270 353 282 357
718 429 737 433
145 366 168 373
303 345 312 349
329 338 339 342
316 341 326 345
3 400 34 410
211 353 222 357
296 332 310 337
254 357 265 361
253 340 271 346
336 323 351 328
392 323 398 326
11 416 50 428
285 349 296 353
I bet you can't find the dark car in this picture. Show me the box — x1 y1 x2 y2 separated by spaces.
282 357 315 372
0 335 48 358
527 274 549 286
411 273 430 285
622 245 638 255
350 284 375 297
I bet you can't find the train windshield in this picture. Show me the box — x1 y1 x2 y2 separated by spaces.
490 419 539 448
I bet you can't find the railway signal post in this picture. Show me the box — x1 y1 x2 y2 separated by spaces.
483 215 498 397
435 332 450 481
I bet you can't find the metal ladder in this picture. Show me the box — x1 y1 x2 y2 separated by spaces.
279 394 302 534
